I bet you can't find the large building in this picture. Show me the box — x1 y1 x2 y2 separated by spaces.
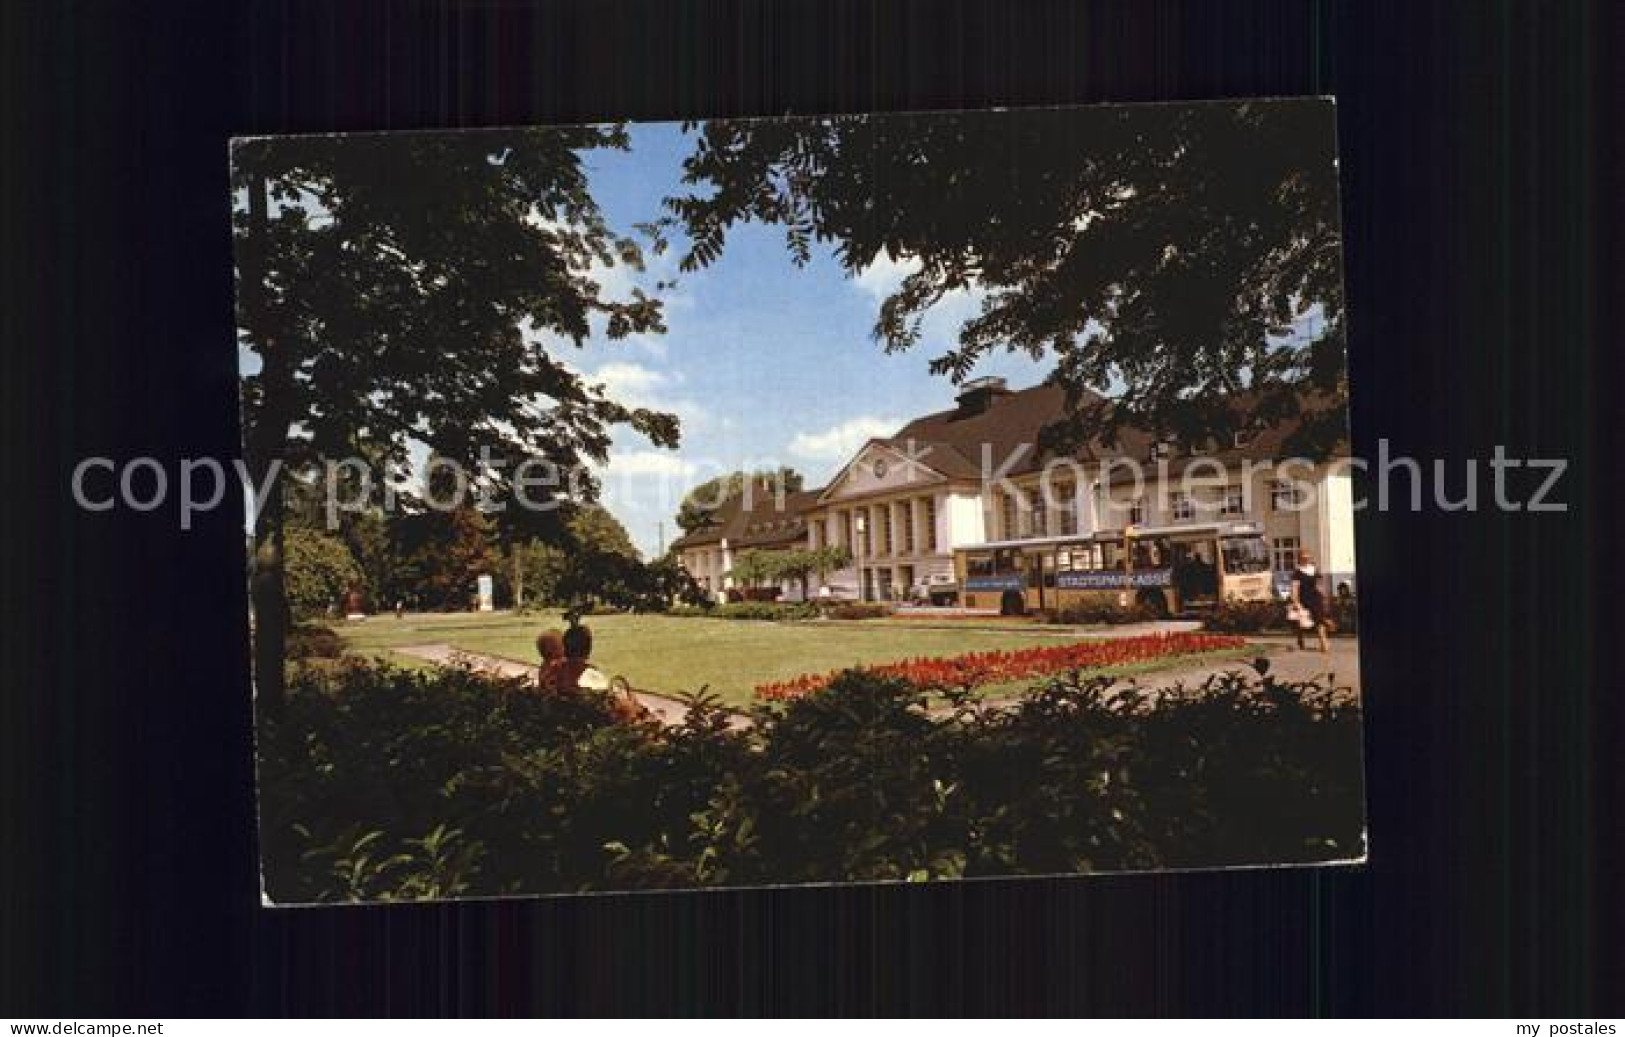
667 484 822 601
674 377 1356 605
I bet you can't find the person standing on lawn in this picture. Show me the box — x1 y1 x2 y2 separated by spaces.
1290 549 1330 653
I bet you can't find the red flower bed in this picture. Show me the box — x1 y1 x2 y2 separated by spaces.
754 631 1247 701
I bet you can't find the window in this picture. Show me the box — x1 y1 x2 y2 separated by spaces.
1150 440 1175 461
1171 492 1195 522
1270 536 1300 574
1221 536 1271 574
967 550 1017 578
1271 479 1305 511
923 497 938 551
1057 544 1103 571
1221 484 1246 516
1054 483 1078 535
1025 486 1046 538
877 507 892 555
1001 492 1020 540
1128 497 1146 525
900 503 915 553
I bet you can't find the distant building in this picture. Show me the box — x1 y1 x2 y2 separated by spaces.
673 377 1356 605
667 484 821 602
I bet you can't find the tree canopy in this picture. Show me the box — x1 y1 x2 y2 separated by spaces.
674 467 805 532
234 126 681 707
234 126 680 513
666 101 1347 456
282 527 364 617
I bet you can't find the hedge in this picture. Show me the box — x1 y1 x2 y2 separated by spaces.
1204 595 1360 635
258 658 1364 901
1049 600 1158 626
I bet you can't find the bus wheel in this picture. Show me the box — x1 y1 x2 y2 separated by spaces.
1136 590 1169 618
1000 590 1026 616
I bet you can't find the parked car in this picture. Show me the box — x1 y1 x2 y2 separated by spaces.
910 573 960 607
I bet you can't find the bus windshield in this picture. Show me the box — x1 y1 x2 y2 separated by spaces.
1221 535 1270 574
966 549 1019 577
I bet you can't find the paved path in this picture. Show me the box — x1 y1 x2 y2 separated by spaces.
392 643 724 728
1113 634 1362 696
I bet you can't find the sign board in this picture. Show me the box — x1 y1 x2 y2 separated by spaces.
1055 568 1173 590
964 575 1026 592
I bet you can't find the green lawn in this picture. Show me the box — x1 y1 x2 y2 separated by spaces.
336 610 1247 707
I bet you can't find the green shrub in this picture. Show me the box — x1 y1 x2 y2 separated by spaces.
1203 596 1359 636
258 658 1365 900
664 604 713 618
1202 598 1286 634
285 623 342 660
824 602 889 620
1330 595 1359 634
1051 600 1156 625
667 601 819 621
284 527 364 619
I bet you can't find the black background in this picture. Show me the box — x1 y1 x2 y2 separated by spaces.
2 0 1620 1017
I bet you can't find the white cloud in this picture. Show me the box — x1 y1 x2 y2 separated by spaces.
851 250 987 343
591 360 669 401
787 415 902 463
584 360 730 435
852 251 922 301
599 450 699 478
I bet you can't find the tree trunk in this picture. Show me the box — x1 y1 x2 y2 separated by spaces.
239 162 293 715
513 546 524 610
250 477 289 715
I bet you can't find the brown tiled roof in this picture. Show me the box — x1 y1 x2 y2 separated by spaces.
669 485 822 552
1101 392 1351 485
873 382 1106 480
875 382 1347 486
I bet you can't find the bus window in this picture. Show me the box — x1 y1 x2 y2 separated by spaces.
1134 538 1171 569
1172 541 1219 598
1057 544 1104 571
966 553 996 578
1220 536 1270 574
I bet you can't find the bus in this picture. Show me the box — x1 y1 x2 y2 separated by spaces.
953 521 1274 617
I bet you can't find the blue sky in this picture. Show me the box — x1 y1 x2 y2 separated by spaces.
574 122 1052 556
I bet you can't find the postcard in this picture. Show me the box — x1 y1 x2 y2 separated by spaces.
235 100 1364 904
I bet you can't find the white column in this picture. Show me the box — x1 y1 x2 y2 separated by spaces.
1077 479 1099 536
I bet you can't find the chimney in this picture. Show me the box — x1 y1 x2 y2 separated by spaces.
954 376 1010 416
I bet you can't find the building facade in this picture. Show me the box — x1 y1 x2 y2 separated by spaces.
675 378 1357 605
